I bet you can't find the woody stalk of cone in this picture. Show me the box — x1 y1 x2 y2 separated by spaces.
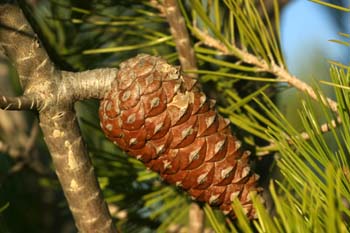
99 54 262 218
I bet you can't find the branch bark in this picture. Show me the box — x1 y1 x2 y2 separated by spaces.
163 0 197 78
0 95 41 110
0 4 117 233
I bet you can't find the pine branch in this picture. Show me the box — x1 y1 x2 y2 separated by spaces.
0 95 41 110
190 16 343 158
193 27 339 114
163 0 198 78
0 4 117 233
0 69 117 111
257 116 342 156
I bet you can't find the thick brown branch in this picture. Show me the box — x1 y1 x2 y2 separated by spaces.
0 4 116 233
40 108 115 232
0 5 55 90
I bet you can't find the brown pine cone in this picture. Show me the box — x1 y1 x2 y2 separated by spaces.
99 54 262 218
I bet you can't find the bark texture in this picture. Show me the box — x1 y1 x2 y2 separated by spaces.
163 0 197 77
0 4 117 233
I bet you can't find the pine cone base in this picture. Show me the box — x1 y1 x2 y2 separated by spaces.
99 54 262 218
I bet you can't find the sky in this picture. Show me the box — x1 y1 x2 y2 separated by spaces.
277 0 349 127
280 0 349 77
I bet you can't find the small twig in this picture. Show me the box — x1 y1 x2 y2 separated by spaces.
193 28 339 113
272 64 338 113
163 0 198 78
257 116 342 156
0 95 41 111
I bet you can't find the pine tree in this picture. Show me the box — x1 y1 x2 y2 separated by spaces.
0 0 349 233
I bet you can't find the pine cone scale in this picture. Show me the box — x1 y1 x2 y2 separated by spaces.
99 54 262 218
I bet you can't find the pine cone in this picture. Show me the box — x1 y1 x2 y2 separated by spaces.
99 54 262 218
